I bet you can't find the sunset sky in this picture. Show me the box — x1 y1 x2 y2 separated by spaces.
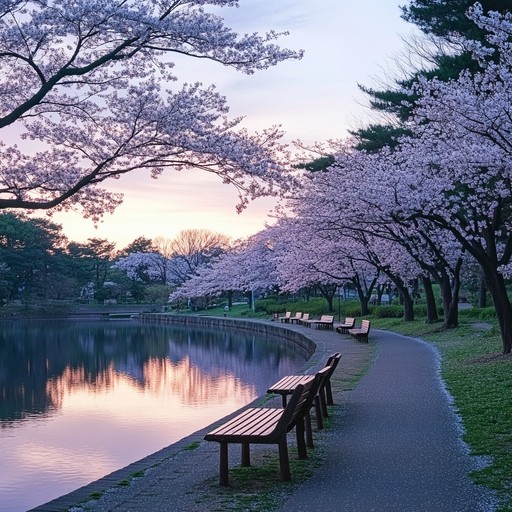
51 0 417 250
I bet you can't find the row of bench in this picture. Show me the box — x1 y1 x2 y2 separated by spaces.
278 312 371 343
204 353 342 486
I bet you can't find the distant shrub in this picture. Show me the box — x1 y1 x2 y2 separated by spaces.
475 307 497 320
255 300 278 314
256 297 332 316
339 303 364 318
459 307 496 320
371 305 405 318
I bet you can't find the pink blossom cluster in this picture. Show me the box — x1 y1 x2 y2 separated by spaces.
0 0 302 220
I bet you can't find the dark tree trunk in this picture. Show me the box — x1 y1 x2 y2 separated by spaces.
375 283 385 305
392 279 414 321
483 267 512 354
440 273 459 329
402 290 415 321
351 277 373 316
317 284 337 313
422 276 439 323
478 274 487 308
439 259 462 329
357 288 370 316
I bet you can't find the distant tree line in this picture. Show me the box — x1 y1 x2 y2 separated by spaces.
0 212 229 306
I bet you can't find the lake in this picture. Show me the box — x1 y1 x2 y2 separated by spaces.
0 320 306 512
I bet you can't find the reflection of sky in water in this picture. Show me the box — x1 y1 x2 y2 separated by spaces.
0 321 305 512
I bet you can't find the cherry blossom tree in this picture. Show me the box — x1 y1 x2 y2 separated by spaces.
381 4 512 352
285 147 430 320
269 218 351 313
0 0 302 220
113 252 166 284
169 230 278 307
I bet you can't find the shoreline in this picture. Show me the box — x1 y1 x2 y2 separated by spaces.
30 315 328 512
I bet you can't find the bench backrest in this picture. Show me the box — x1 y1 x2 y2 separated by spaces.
274 376 314 434
286 367 330 433
361 319 371 332
344 317 355 327
320 315 334 323
321 353 341 389
301 313 310 321
324 352 342 374
292 312 302 318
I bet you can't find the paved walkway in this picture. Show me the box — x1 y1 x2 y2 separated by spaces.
277 330 496 512
32 323 497 512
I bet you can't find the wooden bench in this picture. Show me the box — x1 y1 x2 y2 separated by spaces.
348 319 371 342
267 353 341 431
289 312 303 324
204 371 325 486
278 311 291 323
297 313 310 325
303 314 334 330
335 317 355 334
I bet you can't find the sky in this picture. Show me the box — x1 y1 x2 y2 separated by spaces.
50 0 418 250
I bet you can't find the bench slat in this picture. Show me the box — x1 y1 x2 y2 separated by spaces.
206 408 284 439
267 375 312 394
303 315 334 330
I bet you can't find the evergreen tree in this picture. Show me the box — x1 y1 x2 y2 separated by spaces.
352 0 512 152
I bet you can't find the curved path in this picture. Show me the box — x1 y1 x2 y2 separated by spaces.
32 323 496 512
277 328 496 512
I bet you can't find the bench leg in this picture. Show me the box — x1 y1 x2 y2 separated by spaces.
305 410 314 447
295 417 308 460
219 442 229 486
241 442 250 467
320 388 328 418
278 436 291 481
325 380 334 406
314 395 324 430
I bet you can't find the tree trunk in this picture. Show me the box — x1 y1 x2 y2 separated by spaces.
440 274 459 329
483 267 512 354
439 260 462 329
402 290 415 321
317 284 337 313
422 276 439 323
352 277 371 316
478 274 487 308
391 278 414 321
375 283 385 305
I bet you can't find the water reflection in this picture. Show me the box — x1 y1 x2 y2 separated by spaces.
0 320 305 511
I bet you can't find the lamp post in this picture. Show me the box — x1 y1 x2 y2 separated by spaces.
337 286 342 322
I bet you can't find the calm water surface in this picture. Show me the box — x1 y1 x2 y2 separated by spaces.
0 320 306 512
